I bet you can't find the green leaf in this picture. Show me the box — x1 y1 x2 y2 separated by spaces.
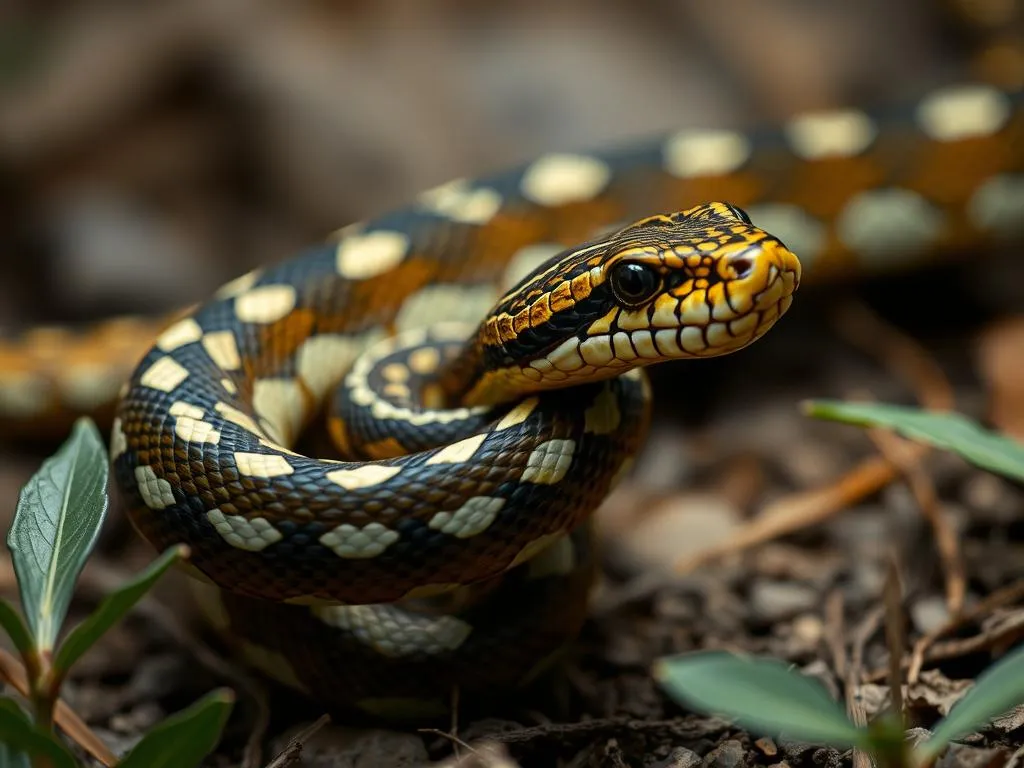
653 651 865 748
54 544 188 674
7 417 109 652
0 697 78 768
119 689 234 768
803 400 1024 482
917 643 1024 762
0 599 33 660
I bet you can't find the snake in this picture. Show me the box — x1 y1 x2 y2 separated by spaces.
2 62 1023 716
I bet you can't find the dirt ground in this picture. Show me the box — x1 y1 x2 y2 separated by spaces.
1 2 1023 766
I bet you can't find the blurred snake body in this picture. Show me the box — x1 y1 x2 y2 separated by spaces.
2 80 1024 716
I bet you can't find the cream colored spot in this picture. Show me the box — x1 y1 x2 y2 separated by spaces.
296 332 376 400
407 347 440 375
233 451 294 478
169 401 204 419
234 284 297 324
139 356 189 393
428 496 505 539
109 417 128 460
968 174 1024 238
418 178 503 224
521 438 575 485
916 84 1011 141
520 153 612 206
175 416 222 445
426 433 487 465
252 378 307 445
335 230 409 280
495 397 539 430
134 465 175 509
663 129 751 178
314 604 472 657
381 363 410 383
395 284 497 333
214 402 264 437
743 203 826 268
220 378 238 394
548 337 585 372
502 243 562 291
157 318 203 351
214 269 261 299
201 331 241 371
319 522 399 558
580 336 615 366
584 385 621 434
784 109 876 160
206 509 282 551
837 188 944 266
56 364 122 411
0 372 49 417
326 464 402 489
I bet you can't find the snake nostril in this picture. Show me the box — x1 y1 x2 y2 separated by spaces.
729 254 755 279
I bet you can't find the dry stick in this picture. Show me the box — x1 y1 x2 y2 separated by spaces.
868 429 966 616
78 561 271 768
909 578 1024 682
675 456 902 574
866 611 1024 682
0 648 119 767
826 591 872 768
262 714 331 768
883 556 906 723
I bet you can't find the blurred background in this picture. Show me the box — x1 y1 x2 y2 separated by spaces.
2 1 1024 762
1 0 1018 328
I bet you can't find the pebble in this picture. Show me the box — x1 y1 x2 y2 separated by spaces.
703 739 746 768
750 580 819 623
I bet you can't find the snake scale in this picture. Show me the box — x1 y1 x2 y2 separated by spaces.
2 56 1024 716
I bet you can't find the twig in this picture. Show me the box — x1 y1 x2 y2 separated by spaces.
883 555 906 722
0 648 119 767
868 429 965 614
909 578 1024 682
675 456 902 574
263 714 331 768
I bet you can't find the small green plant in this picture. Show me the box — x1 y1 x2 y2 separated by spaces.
0 418 234 768
654 401 1024 767
654 645 1024 768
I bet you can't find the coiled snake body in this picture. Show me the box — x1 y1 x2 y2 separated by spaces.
3 79 1024 717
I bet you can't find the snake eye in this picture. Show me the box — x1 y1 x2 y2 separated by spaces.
609 262 661 307
723 203 752 225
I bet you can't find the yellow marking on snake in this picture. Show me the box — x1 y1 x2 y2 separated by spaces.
425 433 487 465
663 129 751 177
326 465 402 490
428 496 506 539
520 439 576 485
495 397 538 430
335 230 409 279
519 153 612 206
234 285 297 324
252 378 307 445
419 179 504 224
214 269 261 299
139 356 189 393
784 109 877 159
134 465 175 509
319 522 400 559
156 318 203 351
206 509 283 551
233 452 295 478
201 331 242 371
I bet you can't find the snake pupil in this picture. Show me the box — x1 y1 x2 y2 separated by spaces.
609 262 661 306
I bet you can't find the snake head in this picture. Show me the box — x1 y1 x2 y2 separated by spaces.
456 202 801 405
